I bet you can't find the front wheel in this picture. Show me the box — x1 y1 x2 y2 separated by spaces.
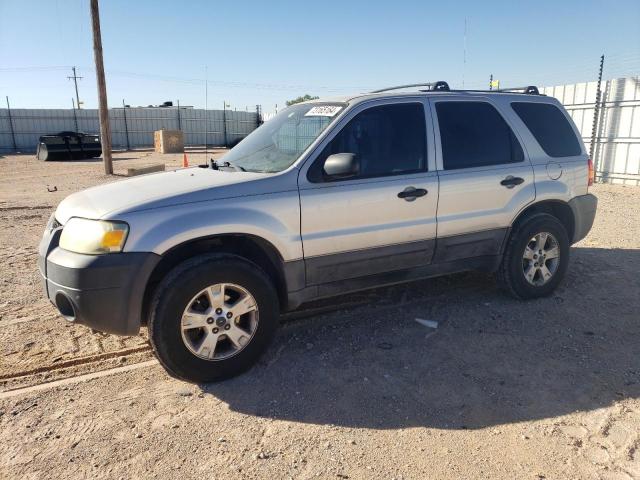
498 213 570 299
148 254 279 383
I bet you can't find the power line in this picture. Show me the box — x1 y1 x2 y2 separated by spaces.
74 67 376 92
0 65 374 92
0 66 71 72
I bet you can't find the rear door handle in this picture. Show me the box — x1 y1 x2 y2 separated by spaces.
398 186 428 201
500 176 525 188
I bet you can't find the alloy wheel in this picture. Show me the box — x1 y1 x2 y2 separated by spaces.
180 283 259 361
522 232 561 286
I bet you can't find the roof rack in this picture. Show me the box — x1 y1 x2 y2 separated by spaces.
369 82 541 95
495 85 540 95
371 81 450 93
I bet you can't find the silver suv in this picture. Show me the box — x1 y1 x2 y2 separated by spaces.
38 82 597 383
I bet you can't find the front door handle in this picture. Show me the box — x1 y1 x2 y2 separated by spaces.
397 186 428 201
500 176 525 188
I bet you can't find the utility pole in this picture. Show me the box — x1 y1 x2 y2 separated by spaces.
67 66 83 109
90 0 113 174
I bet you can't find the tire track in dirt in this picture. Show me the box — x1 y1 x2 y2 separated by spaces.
0 348 156 394
0 205 52 211
0 359 159 400
0 345 152 381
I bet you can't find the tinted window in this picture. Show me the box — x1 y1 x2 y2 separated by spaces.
436 102 524 170
511 102 581 157
311 103 426 181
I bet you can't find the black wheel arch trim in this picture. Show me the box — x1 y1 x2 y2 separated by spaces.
510 199 575 243
141 234 305 323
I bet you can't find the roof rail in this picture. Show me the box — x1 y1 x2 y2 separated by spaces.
495 85 540 95
371 81 450 93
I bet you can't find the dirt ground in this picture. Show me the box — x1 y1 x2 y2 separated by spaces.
0 151 639 480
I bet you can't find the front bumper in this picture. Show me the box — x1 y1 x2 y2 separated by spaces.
38 226 160 336
569 193 598 244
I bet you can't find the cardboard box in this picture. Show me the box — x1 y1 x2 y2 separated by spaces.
154 129 184 154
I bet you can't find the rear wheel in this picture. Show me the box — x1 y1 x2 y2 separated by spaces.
148 254 279 383
499 213 570 299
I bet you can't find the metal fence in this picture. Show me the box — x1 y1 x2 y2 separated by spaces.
541 76 640 185
2 78 639 186
0 106 260 153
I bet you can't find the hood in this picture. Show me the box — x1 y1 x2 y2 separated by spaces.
55 167 272 223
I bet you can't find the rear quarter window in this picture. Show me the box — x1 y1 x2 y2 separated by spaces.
511 102 582 157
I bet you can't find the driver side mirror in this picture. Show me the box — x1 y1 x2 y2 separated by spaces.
323 153 359 180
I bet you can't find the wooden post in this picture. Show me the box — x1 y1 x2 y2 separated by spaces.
90 0 113 174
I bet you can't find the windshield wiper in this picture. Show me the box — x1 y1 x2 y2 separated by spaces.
210 158 246 172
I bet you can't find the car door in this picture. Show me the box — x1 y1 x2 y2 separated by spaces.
430 96 535 262
297 98 439 285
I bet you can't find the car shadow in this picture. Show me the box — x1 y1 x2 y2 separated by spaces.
199 246 640 430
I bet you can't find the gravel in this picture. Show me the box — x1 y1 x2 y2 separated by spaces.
0 152 638 479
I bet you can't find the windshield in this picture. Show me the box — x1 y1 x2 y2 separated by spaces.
221 103 345 173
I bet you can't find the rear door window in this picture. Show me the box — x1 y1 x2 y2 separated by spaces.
511 102 581 157
436 101 524 170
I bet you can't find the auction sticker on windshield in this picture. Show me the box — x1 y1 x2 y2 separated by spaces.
305 105 343 117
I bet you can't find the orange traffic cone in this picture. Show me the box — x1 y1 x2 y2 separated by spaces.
182 152 189 167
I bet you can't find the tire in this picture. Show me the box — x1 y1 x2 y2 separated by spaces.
498 213 570 300
148 253 279 383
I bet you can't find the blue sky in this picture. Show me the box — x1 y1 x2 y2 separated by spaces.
1 0 639 112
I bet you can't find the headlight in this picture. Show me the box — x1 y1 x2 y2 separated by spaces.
59 218 129 254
